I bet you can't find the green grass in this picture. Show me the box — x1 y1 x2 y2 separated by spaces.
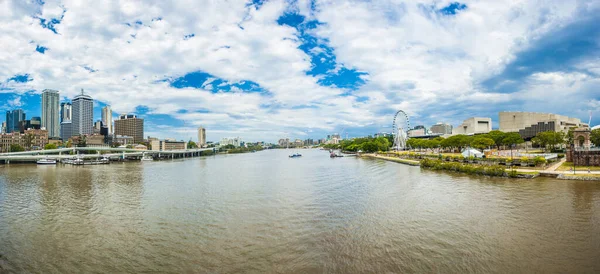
516 171 540 175
556 162 600 171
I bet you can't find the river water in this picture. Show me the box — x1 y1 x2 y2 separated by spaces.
0 149 599 273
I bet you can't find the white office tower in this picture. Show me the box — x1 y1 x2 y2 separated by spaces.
72 89 94 136
101 105 113 135
41 89 61 138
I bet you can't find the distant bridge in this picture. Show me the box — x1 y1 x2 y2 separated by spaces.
0 147 215 163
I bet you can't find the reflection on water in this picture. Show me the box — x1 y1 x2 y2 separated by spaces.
1 150 600 273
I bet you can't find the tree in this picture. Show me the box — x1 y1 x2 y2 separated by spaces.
502 132 524 158
10 144 25 152
76 135 87 147
23 133 34 150
484 130 506 149
470 137 495 150
534 131 564 152
590 128 600 147
187 141 198 149
502 132 524 147
44 143 57 150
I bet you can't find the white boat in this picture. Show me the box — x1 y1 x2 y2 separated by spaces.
37 158 57 165
141 154 154 161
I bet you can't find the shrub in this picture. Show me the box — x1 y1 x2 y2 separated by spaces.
508 170 518 178
533 156 546 166
557 154 565 159
420 159 506 177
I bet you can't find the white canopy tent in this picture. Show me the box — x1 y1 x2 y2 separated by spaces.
461 148 484 158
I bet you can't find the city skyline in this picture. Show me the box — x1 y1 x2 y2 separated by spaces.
0 1 599 142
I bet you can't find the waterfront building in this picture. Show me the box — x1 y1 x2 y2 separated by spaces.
430 122 453 134
60 102 72 122
60 120 73 141
41 89 61 138
133 144 148 150
101 106 113 135
114 114 144 143
72 90 94 136
221 137 241 147
150 139 186 151
18 117 41 133
197 126 206 147
408 125 428 137
278 138 289 147
452 117 492 135
294 139 303 147
5 109 26 133
499 111 589 140
69 134 108 147
304 139 314 146
0 129 48 152
114 135 134 145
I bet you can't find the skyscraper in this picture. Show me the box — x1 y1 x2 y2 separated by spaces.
60 102 72 122
101 105 113 135
5 109 25 133
114 114 144 143
60 120 73 141
197 126 206 147
41 89 60 138
72 89 94 136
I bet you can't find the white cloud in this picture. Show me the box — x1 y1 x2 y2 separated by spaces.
0 0 598 141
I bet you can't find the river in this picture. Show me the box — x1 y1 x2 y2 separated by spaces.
0 149 599 273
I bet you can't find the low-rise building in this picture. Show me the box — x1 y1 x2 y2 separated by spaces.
408 125 428 137
430 122 453 134
114 135 134 145
0 129 48 152
150 139 186 151
499 111 589 140
221 137 242 147
453 117 492 135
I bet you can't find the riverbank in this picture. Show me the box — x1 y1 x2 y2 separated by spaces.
361 154 600 181
360 154 420 166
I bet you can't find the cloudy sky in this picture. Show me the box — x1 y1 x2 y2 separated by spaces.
1 0 599 142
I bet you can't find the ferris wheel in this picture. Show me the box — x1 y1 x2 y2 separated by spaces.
392 110 410 150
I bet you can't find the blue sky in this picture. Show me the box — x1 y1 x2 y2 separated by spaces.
1 0 599 142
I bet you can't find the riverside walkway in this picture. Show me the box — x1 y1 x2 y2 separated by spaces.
0 147 215 163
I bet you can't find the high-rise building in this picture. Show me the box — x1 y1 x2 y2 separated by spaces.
72 89 94 136
19 117 41 133
60 120 73 141
1 121 6 134
94 120 103 134
101 105 113 135
41 89 61 138
197 126 206 147
60 102 72 122
114 114 144 143
5 109 25 133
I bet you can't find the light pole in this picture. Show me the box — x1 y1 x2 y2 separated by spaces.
571 144 576 174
